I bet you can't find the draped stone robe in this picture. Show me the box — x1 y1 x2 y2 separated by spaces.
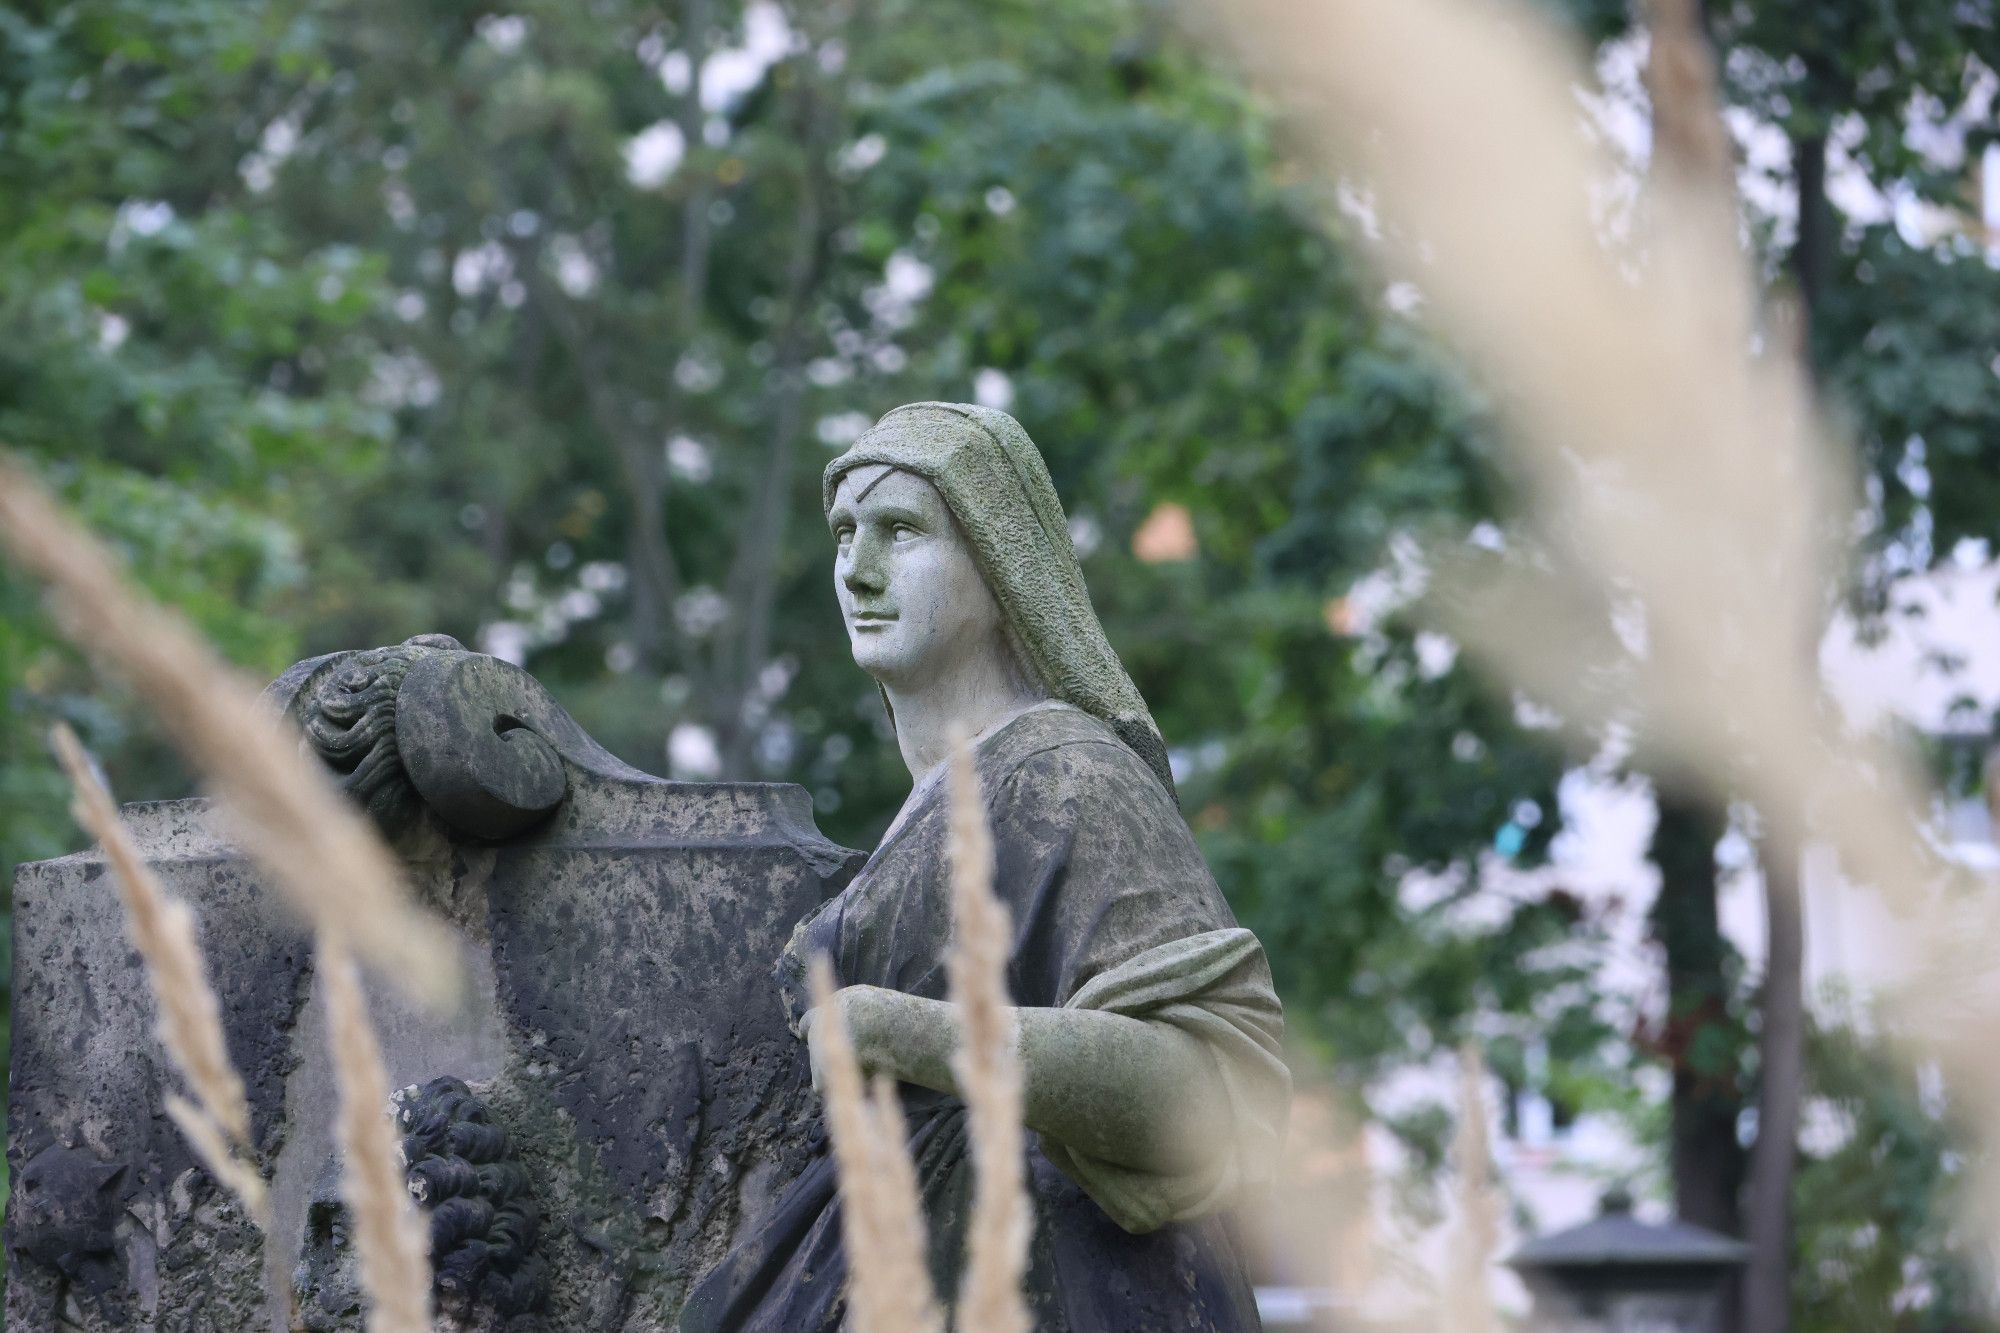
680 704 1289 1332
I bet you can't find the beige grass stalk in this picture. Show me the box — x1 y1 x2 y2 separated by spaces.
944 730 1032 1333
866 1072 941 1309
0 456 460 1009
50 725 257 1156
52 723 299 1315
809 957 943 1333
321 937 434 1333
1314 1102 1385 1320
1206 0 2000 1251
1641 0 1735 198
1443 1046 1501 1333
162 1095 269 1224
1238 1088 1430 1331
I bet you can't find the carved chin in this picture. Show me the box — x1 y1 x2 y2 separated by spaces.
846 627 908 678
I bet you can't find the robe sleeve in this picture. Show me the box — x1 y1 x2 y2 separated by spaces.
986 735 1291 1233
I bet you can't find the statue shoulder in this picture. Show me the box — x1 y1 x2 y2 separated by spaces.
982 704 1173 811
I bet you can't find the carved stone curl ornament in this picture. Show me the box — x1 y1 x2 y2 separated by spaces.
273 633 571 843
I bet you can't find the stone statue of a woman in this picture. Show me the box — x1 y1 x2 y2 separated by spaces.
680 403 1290 1331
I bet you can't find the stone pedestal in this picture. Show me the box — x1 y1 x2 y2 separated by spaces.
5 639 862 1330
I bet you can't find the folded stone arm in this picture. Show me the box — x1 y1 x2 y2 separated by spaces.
807 987 1230 1191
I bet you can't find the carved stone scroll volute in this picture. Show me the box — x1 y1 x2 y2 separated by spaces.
269 634 597 843
394 653 570 842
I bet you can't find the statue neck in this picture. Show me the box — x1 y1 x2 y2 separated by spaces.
881 646 1044 781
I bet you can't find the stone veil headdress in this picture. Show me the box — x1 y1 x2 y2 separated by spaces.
824 402 1176 798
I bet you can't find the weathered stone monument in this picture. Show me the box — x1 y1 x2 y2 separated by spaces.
9 401 1294 1333
6 633 863 1329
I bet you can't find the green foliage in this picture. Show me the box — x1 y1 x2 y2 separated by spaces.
1545 0 2000 160
1820 230 2000 573
0 0 403 1239
1793 1009 1992 1332
1708 0 2000 167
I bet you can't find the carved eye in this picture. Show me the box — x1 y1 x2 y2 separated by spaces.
833 524 855 546
891 523 919 542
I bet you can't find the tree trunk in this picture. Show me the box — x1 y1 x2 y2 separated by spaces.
1648 793 1745 1241
1737 128 1830 1333
620 422 680 671
1743 843 1804 1333
674 0 715 340
716 170 824 775
1790 132 1830 330
622 0 715 677
714 7 858 775
533 283 683 671
1639 4 1747 1268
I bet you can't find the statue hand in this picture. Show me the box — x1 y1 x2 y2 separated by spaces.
799 984 893 1093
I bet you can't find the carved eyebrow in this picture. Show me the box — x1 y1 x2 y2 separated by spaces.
866 502 931 529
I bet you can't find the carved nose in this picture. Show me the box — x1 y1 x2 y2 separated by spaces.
842 544 886 594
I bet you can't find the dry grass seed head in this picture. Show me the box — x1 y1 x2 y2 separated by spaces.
53 723 296 1318
808 957 943 1333
322 938 434 1333
1204 0 2000 1250
1445 1044 1502 1333
51 724 255 1152
164 1095 270 1228
944 729 1032 1333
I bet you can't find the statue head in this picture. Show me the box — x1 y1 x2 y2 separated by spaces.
828 463 1029 695
823 403 1176 797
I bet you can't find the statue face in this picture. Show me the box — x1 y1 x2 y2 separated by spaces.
829 467 1008 689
